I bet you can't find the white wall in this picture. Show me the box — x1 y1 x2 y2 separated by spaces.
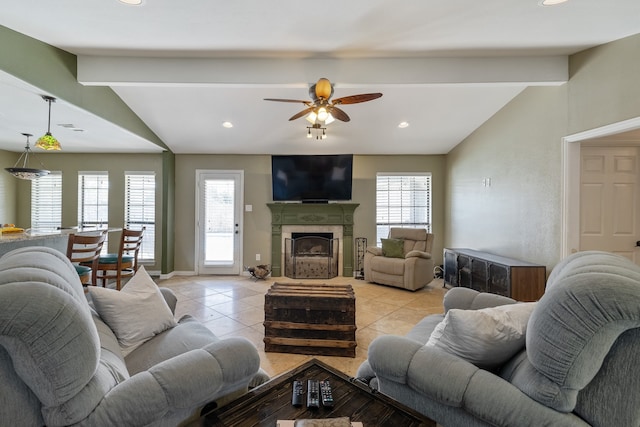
446 32 640 272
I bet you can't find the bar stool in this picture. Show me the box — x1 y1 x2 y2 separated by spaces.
66 230 107 287
95 227 145 290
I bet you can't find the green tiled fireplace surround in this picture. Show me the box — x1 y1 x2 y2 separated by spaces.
267 203 359 277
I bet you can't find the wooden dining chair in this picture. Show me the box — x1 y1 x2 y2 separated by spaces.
95 227 145 290
66 230 107 287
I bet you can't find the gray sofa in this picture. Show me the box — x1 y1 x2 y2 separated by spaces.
364 228 434 291
0 246 268 427
357 251 640 426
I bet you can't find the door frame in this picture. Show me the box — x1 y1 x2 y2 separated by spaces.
194 169 244 275
562 116 640 258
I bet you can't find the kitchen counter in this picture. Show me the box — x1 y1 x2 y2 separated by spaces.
0 228 119 258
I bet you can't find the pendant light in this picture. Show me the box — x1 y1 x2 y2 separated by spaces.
5 133 50 180
35 95 62 151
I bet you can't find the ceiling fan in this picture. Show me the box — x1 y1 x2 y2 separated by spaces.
264 77 383 124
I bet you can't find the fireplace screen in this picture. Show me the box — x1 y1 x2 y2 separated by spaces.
284 234 339 279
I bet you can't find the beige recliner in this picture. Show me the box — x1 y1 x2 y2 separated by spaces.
364 228 434 291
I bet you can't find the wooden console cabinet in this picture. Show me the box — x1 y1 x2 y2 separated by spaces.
443 248 546 301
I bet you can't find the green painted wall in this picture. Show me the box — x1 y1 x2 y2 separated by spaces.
0 149 18 225
174 154 446 274
5 24 640 277
13 153 164 270
161 151 175 275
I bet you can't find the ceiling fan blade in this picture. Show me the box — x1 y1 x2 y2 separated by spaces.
330 106 351 122
332 93 383 105
264 98 312 105
289 107 315 121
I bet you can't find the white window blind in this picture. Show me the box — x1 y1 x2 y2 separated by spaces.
376 173 432 245
78 172 109 252
125 172 155 261
31 171 62 230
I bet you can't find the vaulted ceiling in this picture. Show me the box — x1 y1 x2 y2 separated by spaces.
1 0 640 154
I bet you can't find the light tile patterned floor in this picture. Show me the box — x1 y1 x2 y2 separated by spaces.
157 275 448 378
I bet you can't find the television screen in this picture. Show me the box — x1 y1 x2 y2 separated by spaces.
271 154 353 202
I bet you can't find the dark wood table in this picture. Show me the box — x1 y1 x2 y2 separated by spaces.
190 358 435 427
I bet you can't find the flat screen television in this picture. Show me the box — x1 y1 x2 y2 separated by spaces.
271 154 353 202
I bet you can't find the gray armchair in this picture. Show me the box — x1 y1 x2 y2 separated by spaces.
357 251 640 426
0 246 268 427
364 228 434 291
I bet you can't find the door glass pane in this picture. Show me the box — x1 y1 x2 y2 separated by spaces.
204 178 234 263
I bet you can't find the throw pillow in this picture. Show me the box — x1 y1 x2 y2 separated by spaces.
381 238 405 258
426 302 536 369
89 266 177 356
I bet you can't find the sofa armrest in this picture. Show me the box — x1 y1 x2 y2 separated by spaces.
366 246 383 256
367 335 423 385
460 370 591 426
159 287 178 314
368 336 590 426
405 250 432 259
61 337 260 426
368 335 478 407
443 287 516 313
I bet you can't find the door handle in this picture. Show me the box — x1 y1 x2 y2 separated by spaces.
636 241 640 247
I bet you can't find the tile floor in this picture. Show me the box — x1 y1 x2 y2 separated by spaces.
157 274 449 379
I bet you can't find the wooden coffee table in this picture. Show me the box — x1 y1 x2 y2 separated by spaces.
264 283 357 357
190 358 435 427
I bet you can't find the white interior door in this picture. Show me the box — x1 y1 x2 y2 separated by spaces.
580 146 640 263
196 170 243 274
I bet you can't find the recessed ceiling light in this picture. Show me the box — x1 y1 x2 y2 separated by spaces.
119 0 142 5
222 121 233 128
398 122 409 128
539 0 568 5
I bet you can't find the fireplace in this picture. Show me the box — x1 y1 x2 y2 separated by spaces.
267 203 359 277
291 232 333 256
285 233 339 279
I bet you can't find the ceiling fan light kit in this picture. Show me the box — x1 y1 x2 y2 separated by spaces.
264 77 382 138
35 95 62 151
307 123 327 140
5 133 50 180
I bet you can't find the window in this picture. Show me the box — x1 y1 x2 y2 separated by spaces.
31 171 62 230
376 173 432 245
125 172 155 261
78 172 109 251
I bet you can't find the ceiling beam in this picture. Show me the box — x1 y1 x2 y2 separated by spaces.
78 56 567 87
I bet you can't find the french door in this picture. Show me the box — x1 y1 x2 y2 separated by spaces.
196 170 243 274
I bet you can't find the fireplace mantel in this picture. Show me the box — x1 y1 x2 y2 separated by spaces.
267 203 359 277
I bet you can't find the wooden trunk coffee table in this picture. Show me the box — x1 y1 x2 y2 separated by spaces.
264 283 357 357
190 359 435 427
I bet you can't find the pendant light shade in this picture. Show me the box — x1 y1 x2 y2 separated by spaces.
5 133 50 180
35 95 62 151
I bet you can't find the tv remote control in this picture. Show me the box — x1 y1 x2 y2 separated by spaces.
292 380 304 406
307 380 320 408
319 380 334 407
